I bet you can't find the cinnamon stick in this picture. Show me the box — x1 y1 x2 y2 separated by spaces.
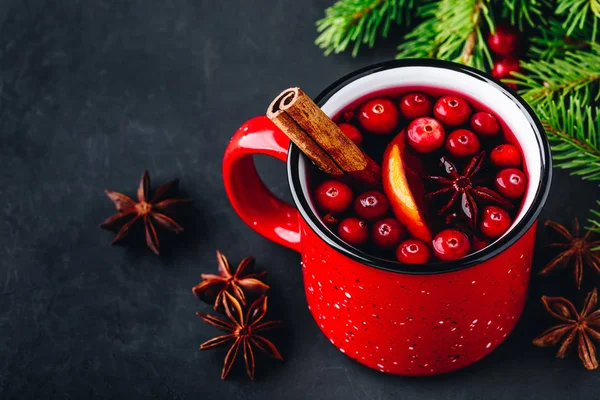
266 88 381 188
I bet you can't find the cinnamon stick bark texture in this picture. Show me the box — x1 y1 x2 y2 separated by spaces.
267 88 381 188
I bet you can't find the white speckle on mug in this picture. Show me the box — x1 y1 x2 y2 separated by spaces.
345 292 352 299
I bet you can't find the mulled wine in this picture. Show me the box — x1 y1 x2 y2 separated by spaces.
310 87 528 264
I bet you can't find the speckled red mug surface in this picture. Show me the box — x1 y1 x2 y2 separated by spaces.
223 60 551 375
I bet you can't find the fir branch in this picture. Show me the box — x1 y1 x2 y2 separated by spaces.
396 0 494 71
537 95 600 182
529 19 593 60
501 0 549 29
510 44 600 106
590 203 600 237
556 0 600 42
315 0 415 56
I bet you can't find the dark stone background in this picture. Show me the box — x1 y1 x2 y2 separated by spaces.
1 1 599 399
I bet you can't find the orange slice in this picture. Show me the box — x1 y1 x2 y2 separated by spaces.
382 130 432 243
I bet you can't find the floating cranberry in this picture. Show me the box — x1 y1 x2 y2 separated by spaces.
342 110 355 122
445 129 481 158
314 180 353 214
338 217 369 246
399 92 433 120
480 206 512 238
372 218 405 249
338 122 363 146
432 229 471 261
495 168 527 199
487 24 521 56
396 239 431 264
433 96 471 127
322 213 339 228
470 112 500 136
354 191 389 221
358 98 399 135
491 144 522 168
406 117 446 153
492 55 521 82
472 236 490 252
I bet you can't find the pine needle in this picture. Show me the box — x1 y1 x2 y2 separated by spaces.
590 202 600 238
315 0 414 56
529 19 593 60
556 0 600 42
537 95 600 182
510 44 600 106
501 0 549 29
396 0 494 71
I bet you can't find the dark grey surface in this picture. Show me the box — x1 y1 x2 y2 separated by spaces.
1 1 599 399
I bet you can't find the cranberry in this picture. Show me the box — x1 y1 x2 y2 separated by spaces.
406 117 446 153
432 229 471 261
314 180 353 214
354 191 389 221
396 239 431 264
322 213 339 228
338 217 369 246
372 218 405 249
338 123 363 146
491 144 522 168
445 129 481 158
480 206 512 238
472 236 490 252
495 168 527 199
487 24 521 56
433 96 471 127
342 110 355 122
492 55 521 80
470 112 500 136
399 92 433 120
358 98 399 135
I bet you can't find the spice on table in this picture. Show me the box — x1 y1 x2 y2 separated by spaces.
193 251 269 310
100 170 191 255
197 292 282 380
533 288 600 370
539 218 600 290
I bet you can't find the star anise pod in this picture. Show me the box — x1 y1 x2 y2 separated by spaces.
193 251 269 310
425 152 513 227
533 288 600 370
197 292 282 380
100 170 191 255
539 218 600 289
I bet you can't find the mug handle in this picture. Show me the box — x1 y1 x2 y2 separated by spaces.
223 116 301 252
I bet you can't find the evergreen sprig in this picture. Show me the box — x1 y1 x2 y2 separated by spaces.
501 0 549 29
510 44 600 106
396 0 495 70
529 19 593 60
590 203 600 237
537 95 600 182
315 0 415 56
556 0 600 41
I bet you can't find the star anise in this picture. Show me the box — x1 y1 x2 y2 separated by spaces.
425 152 513 227
197 292 282 380
539 219 600 289
533 288 600 370
100 170 191 255
193 251 269 310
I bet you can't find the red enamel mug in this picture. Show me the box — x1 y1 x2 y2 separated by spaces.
223 60 551 376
